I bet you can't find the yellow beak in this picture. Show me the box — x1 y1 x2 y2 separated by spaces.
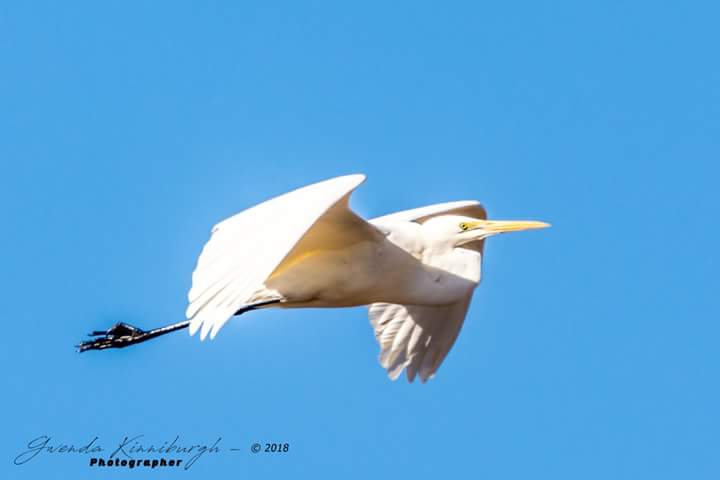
468 219 551 234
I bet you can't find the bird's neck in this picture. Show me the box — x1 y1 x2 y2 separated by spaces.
422 247 483 284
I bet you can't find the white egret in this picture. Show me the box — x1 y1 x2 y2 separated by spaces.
79 174 549 383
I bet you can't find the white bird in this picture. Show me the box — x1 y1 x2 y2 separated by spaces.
79 174 549 383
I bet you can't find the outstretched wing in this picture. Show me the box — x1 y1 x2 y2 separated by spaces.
369 297 472 383
370 200 487 226
187 174 378 340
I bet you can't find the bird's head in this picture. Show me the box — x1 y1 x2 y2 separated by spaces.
422 215 551 248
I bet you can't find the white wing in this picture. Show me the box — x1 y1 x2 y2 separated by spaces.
370 200 487 226
187 174 377 340
369 297 472 383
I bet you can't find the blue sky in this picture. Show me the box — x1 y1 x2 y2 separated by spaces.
2 1 719 478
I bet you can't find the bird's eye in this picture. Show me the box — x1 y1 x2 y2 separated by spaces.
459 222 469 231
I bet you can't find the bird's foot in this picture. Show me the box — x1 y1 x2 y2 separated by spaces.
76 322 149 352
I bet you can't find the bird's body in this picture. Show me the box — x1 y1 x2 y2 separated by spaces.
259 219 479 309
79 173 549 383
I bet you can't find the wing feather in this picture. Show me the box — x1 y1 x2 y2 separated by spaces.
187 174 369 339
369 297 472 383
370 200 487 226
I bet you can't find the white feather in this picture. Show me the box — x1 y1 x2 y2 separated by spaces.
368 297 471 383
187 174 367 339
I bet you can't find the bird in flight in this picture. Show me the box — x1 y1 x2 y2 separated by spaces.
78 174 549 383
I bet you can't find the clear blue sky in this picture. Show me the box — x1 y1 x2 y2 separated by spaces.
2 1 719 478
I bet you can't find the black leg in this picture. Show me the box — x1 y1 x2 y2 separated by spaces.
233 298 283 316
77 298 283 353
76 321 190 352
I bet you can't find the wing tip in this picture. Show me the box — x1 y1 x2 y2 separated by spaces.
330 173 366 190
188 318 201 337
340 172 366 181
